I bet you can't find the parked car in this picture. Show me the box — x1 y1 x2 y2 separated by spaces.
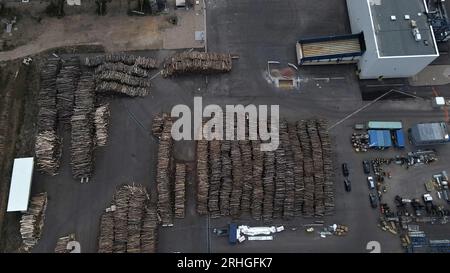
369 193 378 208
344 179 351 192
362 160 371 174
367 176 375 189
342 163 349 177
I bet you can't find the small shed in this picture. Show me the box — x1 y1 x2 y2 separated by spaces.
7 157 34 212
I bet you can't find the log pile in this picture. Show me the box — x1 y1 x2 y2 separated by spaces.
95 71 151 88
240 140 253 215
251 140 264 220
54 233 76 253
95 81 150 97
98 212 114 253
297 120 315 217
36 57 61 175
20 193 48 251
317 120 335 215
281 120 295 219
219 140 232 216
35 131 61 175
273 122 286 218
208 140 221 218
174 164 186 219
98 184 157 253
95 62 149 78
56 56 81 124
156 117 174 226
288 123 304 217
162 51 232 77
151 113 168 138
94 104 110 147
70 73 95 181
262 150 275 222
196 131 209 215
307 120 325 217
229 141 243 218
84 54 158 70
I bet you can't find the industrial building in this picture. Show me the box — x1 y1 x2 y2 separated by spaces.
347 0 440 79
409 122 450 146
297 0 443 79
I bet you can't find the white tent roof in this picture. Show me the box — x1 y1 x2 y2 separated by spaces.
7 157 34 212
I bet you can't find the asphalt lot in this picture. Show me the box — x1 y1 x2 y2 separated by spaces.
27 0 450 253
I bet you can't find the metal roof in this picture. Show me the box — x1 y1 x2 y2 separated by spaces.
368 0 437 57
367 121 403 130
7 158 34 212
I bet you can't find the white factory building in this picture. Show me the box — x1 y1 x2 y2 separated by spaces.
346 0 440 79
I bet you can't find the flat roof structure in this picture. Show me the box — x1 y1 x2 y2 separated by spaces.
410 122 449 143
368 0 438 57
7 157 34 212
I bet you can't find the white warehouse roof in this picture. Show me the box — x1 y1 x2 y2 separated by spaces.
7 157 34 212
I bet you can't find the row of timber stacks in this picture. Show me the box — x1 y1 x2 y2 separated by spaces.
20 193 48 252
85 54 157 97
35 57 62 175
70 73 95 182
98 184 158 253
195 119 335 220
56 56 81 124
162 52 233 77
174 164 187 219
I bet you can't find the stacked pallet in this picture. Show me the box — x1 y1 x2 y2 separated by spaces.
36 57 61 175
127 185 147 253
219 140 232 216
174 164 186 219
54 234 76 253
317 120 335 215
56 56 81 124
141 203 158 253
240 140 253 215
98 212 114 253
94 104 110 147
297 120 315 217
84 54 158 70
251 140 264 220
20 193 48 251
156 117 174 226
208 140 222 218
35 131 61 175
288 123 304 217
229 141 243 218
70 73 95 181
307 120 325 217
281 120 295 219
95 62 149 77
162 51 232 77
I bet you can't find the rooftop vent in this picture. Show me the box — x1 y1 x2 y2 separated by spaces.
390 15 397 21
404 14 410 20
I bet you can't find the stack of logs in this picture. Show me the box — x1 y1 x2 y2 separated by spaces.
194 118 335 221
98 184 158 253
84 53 157 97
56 56 81 124
162 51 232 77
20 193 48 251
94 104 110 147
35 57 61 175
155 116 174 226
54 233 76 253
70 72 95 181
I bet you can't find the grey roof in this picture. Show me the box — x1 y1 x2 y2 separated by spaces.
369 0 437 57
411 123 448 142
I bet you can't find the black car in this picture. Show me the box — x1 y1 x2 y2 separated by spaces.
369 193 378 208
362 160 371 174
342 163 349 177
344 179 351 192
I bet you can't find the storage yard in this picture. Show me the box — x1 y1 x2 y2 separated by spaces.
0 0 449 254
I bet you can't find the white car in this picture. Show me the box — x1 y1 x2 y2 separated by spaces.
367 176 375 189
